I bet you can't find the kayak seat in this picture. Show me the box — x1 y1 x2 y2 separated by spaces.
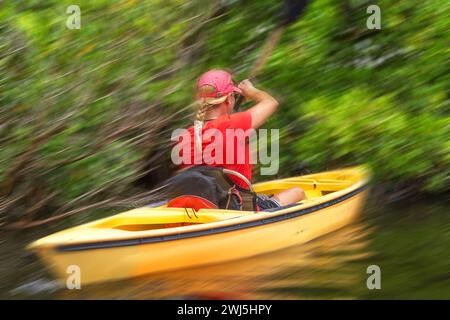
167 195 218 211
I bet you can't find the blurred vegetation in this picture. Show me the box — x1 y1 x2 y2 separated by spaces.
0 0 448 227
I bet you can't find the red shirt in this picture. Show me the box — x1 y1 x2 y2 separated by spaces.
177 111 253 188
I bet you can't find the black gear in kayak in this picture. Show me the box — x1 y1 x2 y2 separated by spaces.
160 166 257 211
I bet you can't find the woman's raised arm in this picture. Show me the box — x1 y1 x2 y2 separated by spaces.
238 79 279 129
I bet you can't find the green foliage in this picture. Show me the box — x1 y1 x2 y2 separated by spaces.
0 0 448 222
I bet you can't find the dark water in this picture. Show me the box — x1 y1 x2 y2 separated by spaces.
1 199 449 299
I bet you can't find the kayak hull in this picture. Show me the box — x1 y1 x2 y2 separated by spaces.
29 166 370 286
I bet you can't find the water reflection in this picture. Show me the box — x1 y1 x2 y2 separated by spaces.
58 222 373 300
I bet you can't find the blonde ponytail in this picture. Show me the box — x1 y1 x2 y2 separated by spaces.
194 101 210 152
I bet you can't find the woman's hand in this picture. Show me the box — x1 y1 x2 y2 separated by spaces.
238 79 259 100
238 79 279 129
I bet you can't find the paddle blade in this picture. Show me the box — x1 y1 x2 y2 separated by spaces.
280 0 311 26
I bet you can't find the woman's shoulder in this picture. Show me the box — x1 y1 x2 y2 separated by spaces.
203 114 230 128
228 111 252 130
203 111 252 130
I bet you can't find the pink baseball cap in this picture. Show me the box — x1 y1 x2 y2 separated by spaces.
197 69 242 104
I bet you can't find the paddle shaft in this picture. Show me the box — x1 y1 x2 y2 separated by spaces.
234 0 311 111
234 26 286 110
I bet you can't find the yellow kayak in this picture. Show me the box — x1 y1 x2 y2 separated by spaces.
28 166 370 285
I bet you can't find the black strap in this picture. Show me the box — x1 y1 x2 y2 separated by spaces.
235 184 258 211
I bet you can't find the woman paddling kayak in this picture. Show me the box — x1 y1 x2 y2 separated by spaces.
170 69 305 211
